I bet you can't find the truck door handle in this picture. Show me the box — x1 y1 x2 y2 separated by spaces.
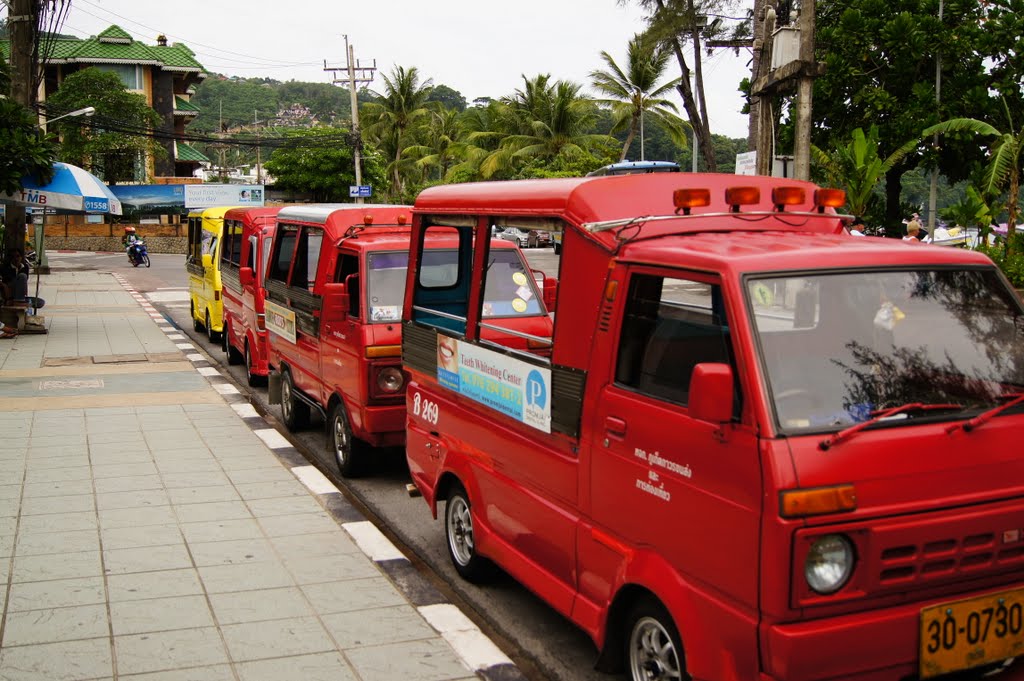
605 416 627 438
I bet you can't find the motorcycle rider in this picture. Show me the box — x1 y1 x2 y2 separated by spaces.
123 226 141 263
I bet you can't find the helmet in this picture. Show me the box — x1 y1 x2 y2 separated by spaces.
124 226 136 233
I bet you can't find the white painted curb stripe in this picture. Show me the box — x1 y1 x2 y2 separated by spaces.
417 604 514 671
253 428 291 450
186 353 204 361
291 465 339 495
231 403 259 419
197 367 219 376
176 343 195 350
212 383 239 395
343 520 405 561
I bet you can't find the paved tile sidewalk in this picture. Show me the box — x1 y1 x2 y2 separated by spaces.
0 270 517 681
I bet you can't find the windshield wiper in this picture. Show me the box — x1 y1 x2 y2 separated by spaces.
945 392 1024 435
819 402 964 451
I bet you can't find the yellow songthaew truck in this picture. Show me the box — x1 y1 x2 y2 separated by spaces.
186 205 238 342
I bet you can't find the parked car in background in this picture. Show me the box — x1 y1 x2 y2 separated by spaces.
496 226 551 248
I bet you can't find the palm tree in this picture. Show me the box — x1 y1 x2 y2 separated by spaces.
479 75 616 177
924 101 1023 253
811 126 921 220
590 33 690 161
362 66 434 198
406 108 465 183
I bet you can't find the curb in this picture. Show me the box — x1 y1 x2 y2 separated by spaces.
110 272 526 681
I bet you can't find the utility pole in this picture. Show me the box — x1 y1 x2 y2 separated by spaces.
927 0 944 238
750 1 825 178
255 109 262 185
6 0 40 254
325 36 376 204
793 0 816 181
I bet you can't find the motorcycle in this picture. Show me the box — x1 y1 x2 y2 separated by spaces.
127 239 150 268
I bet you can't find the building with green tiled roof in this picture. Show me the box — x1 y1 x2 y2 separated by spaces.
1 25 210 179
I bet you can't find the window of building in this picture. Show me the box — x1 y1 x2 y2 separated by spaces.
94 64 142 90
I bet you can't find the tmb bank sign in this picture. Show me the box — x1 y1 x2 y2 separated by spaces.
184 184 265 208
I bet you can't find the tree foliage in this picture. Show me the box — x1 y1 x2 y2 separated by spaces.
46 68 163 183
263 127 386 202
590 32 690 161
0 97 57 195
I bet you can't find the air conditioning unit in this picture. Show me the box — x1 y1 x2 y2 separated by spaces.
771 26 801 70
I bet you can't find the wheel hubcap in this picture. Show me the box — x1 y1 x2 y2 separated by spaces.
282 380 292 419
630 617 680 681
447 498 474 565
333 415 349 465
246 347 253 380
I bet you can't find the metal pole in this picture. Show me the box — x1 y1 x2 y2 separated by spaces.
255 110 262 185
927 0 943 239
346 36 364 205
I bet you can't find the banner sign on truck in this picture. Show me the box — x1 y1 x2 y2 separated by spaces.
437 336 551 433
264 300 296 344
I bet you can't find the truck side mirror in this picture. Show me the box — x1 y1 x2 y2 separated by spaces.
321 282 349 323
689 363 734 424
543 276 558 310
239 267 255 288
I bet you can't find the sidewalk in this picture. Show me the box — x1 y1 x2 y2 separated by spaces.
0 269 517 681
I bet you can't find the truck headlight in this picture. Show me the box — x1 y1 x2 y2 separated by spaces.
376 367 404 394
805 534 854 594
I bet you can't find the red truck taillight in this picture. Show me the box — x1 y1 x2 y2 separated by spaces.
256 313 266 331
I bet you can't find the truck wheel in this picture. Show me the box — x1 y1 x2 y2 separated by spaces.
225 323 242 365
554 242 561 255
280 369 309 430
625 598 685 681
206 311 220 343
328 401 362 478
245 342 265 387
445 483 494 582
192 302 203 332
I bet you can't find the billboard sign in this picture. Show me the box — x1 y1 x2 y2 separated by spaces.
185 184 265 208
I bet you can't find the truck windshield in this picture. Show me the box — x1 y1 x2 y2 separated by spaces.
747 268 1024 434
366 248 544 323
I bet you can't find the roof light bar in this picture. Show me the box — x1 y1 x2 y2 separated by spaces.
814 188 846 213
673 188 711 216
772 186 806 211
725 186 760 212
363 214 374 226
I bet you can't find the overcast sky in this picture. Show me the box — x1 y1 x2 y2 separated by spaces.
41 0 753 140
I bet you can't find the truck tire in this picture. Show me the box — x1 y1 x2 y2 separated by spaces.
206 310 220 343
625 598 685 681
328 401 363 478
192 302 203 332
225 322 242 364
244 342 265 387
444 482 495 582
280 369 310 430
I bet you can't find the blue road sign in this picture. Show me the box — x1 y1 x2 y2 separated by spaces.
349 185 372 198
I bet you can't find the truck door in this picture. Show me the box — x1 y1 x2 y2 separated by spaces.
320 252 361 406
582 270 762 614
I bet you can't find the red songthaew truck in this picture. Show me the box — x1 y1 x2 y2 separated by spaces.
266 204 554 477
401 174 1024 680
219 206 281 386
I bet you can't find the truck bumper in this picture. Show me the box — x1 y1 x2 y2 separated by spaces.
762 584 1023 680
356 404 405 448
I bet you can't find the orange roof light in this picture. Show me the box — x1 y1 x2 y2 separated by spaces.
725 186 760 212
780 484 858 518
814 188 846 212
673 188 711 215
363 214 374 226
397 214 407 225
771 186 806 210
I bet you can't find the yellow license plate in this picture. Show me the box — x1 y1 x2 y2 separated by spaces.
920 587 1024 679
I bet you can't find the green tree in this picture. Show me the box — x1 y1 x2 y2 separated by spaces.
362 66 435 199
480 74 616 178
924 102 1024 252
812 0 991 226
406 108 465 183
590 32 690 162
0 97 57 206
264 127 386 202
811 126 922 220
426 84 467 112
46 68 163 183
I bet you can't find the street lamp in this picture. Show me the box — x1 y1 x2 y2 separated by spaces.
45 106 96 125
